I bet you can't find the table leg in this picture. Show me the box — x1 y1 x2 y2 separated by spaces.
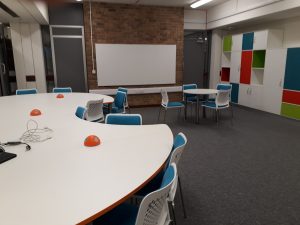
184 98 187 120
203 95 207 118
196 95 199 124
109 103 112 114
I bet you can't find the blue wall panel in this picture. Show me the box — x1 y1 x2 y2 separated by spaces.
284 48 300 91
242 32 254 50
231 83 239 103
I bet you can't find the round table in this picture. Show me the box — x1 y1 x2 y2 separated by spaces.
183 89 218 123
0 93 173 225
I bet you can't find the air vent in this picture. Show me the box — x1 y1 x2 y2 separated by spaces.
0 1 19 18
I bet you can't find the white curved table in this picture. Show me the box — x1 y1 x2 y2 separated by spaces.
183 89 218 123
0 93 173 225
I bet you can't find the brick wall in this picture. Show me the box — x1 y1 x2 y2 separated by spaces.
83 2 184 106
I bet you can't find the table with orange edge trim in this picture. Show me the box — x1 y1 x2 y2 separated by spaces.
0 93 173 225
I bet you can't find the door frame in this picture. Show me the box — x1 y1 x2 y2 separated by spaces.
50 25 88 92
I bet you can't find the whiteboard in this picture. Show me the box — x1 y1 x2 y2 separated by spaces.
96 44 176 86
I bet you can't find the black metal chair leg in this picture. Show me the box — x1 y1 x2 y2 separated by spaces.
158 106 162 122
178 176 187 218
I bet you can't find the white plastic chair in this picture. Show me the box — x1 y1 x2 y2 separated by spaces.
202 89 233 124
168 132 188 223
94 164 177 225
85 99 104 122
158 89 185 122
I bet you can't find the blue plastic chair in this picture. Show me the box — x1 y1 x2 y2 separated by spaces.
158 89 185 122
94 164 177 225
105 114 142 125
183 84 197 103
53 87 72 93
118 87 130 113
16 88 38 95
75 106 86 119
135 133 188 222
104 91 127 114
208 83 232 102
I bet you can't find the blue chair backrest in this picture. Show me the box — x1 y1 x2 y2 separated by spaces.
172 132 187 150
114 91 126 109
53 87 72 93
118 87 128 94
16 89 38 95
160 164 176 188
75 106 86 119
183 84 197 98
217 83 232 91
105 114 142 125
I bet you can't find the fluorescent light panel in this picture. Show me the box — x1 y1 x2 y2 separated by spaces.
191 0 213 8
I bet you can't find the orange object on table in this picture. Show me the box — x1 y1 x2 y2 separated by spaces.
84 135 101 147
30 109 42 116
56 94 64 99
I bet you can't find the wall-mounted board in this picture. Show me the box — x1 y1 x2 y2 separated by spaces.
96 44 176 86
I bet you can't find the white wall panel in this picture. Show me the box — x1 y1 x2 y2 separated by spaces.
184 9 207 30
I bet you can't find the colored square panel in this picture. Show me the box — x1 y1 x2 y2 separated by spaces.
221 68 230 82
240 51 253 84
252 50 266 68
223 36 232 52
284 48 300 91
281 103 300 120
242 32 254 50
282 90 300 105
230 83 239 104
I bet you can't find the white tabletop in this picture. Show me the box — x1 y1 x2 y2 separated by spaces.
183 88 218 95
0 93 173 225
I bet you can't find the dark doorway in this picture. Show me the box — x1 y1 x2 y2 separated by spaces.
0 24 15 96
184 30 211 88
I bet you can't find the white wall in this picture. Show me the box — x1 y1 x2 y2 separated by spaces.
232 16 300 48
10 23 47 92
209 29 223 89
207 0 300 29
184 9 207 30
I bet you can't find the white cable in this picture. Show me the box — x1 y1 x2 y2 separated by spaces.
20 120 53 143
89 0 95 73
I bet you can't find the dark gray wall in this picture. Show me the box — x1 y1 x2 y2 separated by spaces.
183 31 211 88
49 3 84 26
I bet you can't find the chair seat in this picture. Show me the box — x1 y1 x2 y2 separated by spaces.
202 101 228 109
165 102 185 108
103 104 124 114
94 203 138 225
207 98 216 102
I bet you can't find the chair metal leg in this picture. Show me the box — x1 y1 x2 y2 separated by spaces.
230 106 234 125
177 108 181 119
178 176 187 218
158 106 162 122
164 109 167 122
170 201 177 225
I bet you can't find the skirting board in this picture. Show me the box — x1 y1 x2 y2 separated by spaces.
89 86 182 95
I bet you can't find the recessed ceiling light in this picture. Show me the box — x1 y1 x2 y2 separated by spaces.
191 0 213 9
76 0 82 2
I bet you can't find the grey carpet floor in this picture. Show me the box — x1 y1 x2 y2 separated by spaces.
130 105 300 225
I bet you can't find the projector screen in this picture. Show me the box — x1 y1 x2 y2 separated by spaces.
95 44 176 86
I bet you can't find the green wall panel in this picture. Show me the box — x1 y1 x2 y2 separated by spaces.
252 50 266 68
281 103 300 120
223 36 232 52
